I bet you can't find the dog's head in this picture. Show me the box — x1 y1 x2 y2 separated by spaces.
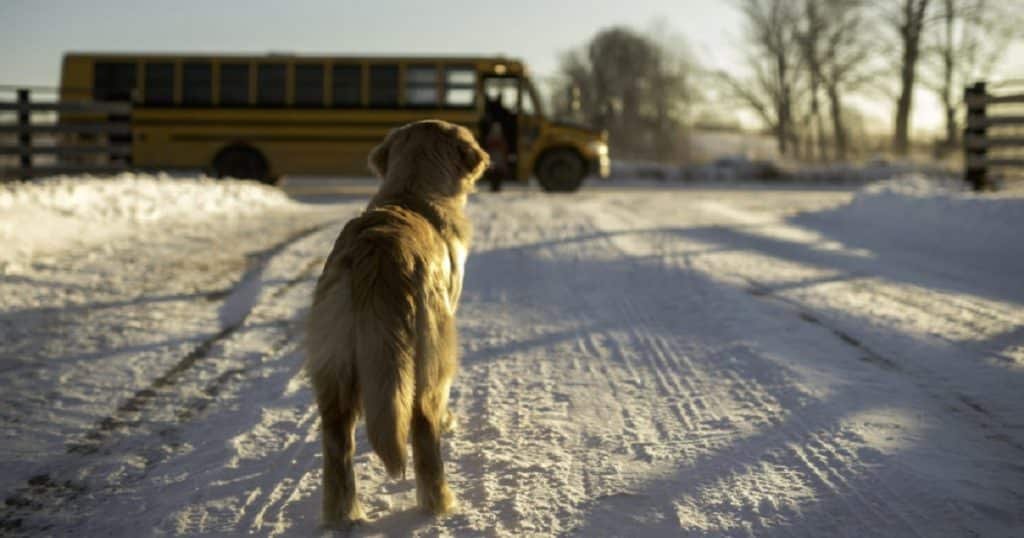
368 120 489 199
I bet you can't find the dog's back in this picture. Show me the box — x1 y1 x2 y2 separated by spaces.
308 203 451 476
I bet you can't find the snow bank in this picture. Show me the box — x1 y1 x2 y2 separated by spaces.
787 161 949 184
806 174 1024 259
667 158 955 184
0 173 296 222
0 173 299 270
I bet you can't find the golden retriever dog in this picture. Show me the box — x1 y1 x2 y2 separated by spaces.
305 120 488 527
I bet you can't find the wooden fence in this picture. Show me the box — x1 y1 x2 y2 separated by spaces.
964 82 1024 190
0 88 132 180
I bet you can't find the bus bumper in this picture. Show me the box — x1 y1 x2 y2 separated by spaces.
589 154 610 178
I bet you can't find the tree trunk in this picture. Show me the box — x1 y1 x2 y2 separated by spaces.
893 47 918 155
944 104 957 150
777 56 793 157
776 121 788 156
827 84 848 161
802 1 828 161
812 90 828 161
893 0 929 156
940 0 957 151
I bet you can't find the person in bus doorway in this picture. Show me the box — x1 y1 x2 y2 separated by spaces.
482 123 508 192
479 95 514 192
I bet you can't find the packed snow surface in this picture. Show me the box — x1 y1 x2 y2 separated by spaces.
0 175 1022 536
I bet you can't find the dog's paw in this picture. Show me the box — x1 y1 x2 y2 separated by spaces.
318 518 366 535
419 483 457 516
321 503 368 531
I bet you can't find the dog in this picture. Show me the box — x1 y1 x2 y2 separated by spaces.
305 120 488 527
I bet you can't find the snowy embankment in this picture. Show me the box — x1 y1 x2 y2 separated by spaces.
818 174 1023 253
0 173 300 271
794 174 1024 306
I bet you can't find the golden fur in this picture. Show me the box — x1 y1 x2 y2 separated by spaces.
305 120 488 527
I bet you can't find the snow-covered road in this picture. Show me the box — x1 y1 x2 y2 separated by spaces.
1 179 1022 536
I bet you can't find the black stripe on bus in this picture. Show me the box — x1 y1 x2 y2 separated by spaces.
169 134 388 143
139 120 476 130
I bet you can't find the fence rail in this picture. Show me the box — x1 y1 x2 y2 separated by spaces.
0 123 134 135
0 101 132 114
963 82 1024 190
964 94 1024 107
0 88 132 180
963 134 1024 149
0 144 132 156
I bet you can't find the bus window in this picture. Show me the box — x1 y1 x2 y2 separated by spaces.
144 62 173 106
183 62 212 106
369 64 399 108
258 64 286 107
483 77 519 113
444 66 475 108
405 65 438 107
219 63 250 106
520 82 536 116
294 64 324 107
332 64 361 107
94 62 136 101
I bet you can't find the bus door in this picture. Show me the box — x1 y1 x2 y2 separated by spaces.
516 77 544 178
480 76 520 177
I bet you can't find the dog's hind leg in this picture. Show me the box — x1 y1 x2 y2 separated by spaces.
438 377 457 434
411 403 455 515
412 308 458 515
315 373 365 527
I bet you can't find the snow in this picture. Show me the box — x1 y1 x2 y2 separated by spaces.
617 156 956 185
817 174 1024 259
1 174 1023 536
793 174 1024 311
0 173 300 272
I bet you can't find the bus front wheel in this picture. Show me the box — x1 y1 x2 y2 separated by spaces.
536 149 585 192
213 146 271 184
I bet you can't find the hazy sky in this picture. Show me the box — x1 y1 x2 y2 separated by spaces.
3 0 1022 135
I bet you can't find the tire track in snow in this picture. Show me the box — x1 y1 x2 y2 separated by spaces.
744 275 1024 454
554 203 858 534
67 224 328 455
233 397 320 536
837 280 1024 364
675 196 1024 453
0 222 336 535
585 197 942 536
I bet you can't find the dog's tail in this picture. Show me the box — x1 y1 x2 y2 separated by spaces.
350 232 417 478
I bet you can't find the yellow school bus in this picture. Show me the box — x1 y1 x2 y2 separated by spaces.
59 52 609 191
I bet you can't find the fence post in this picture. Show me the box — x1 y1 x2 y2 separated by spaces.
17 89 32 180
964 82 987 191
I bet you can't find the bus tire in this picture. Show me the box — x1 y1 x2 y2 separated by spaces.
536 149 585 192
213 145 272 184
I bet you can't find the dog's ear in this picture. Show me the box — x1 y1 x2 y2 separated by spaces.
459 141 489 177
368 134 392 178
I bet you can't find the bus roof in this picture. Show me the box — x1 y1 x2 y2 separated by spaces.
63 51 525 69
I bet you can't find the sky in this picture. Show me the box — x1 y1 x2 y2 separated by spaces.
2 0 1022 137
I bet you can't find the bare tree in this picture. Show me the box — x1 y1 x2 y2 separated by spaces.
796 0 875 161
553 26 697 162
795 1 828 160
922 0 1023 153
885 0 933 156
726 0 804 157
551 51 594 122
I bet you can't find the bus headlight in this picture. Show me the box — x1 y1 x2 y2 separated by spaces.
586 140 608 156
